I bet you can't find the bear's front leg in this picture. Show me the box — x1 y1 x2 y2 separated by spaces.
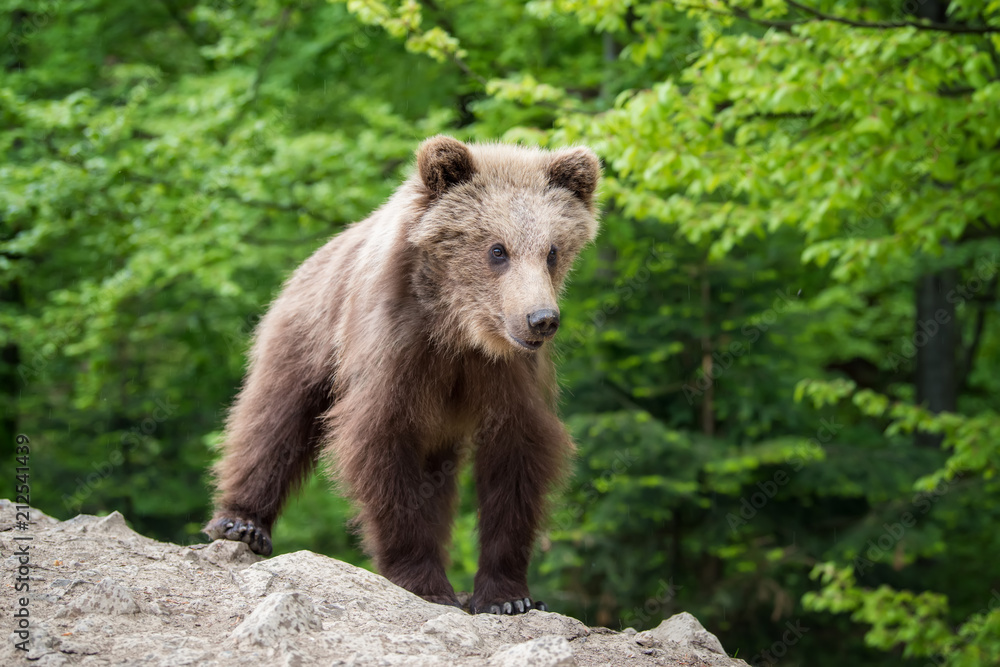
469 407 570 614
331 398 460 607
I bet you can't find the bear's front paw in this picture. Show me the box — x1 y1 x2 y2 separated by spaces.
204 516 273 556
469 596 547 615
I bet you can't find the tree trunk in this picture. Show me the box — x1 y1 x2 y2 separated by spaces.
915 271 957 447
911 0 956 448
700 271 714 437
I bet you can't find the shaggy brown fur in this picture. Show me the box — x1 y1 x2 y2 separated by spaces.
205 136 601 614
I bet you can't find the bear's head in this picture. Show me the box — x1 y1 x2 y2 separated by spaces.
408 136 601 359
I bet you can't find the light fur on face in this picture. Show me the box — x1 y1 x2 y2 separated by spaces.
407 137 601 359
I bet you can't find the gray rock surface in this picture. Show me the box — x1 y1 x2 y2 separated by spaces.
0 500 749 666
635 611 728 655
489 635 576 666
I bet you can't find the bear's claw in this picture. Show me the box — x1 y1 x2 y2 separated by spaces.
471 597 546 615
204 516 273 556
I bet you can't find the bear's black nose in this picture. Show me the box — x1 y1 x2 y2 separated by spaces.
527 309 560 338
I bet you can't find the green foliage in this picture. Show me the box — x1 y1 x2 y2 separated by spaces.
4 1 1000 665
807 564 1000 666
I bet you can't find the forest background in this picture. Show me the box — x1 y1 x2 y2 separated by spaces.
3 0 1000 664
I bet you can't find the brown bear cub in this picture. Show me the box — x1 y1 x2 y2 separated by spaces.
205 136 601 615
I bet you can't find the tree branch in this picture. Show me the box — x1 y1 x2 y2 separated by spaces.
227 7 292 139
241 230 333 247
250 8 291 107
785 0 1000 34
416 0 488 85
125 172 345 228
215 187 343 227
666 1 802 30
718 0 801 30
389 0 485 87
157 0 212 66
674 0 1000 34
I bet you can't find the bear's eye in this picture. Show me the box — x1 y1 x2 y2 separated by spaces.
489 244 507 262
547 245 558 267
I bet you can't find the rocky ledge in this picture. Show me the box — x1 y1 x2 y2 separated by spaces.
1 500 748 666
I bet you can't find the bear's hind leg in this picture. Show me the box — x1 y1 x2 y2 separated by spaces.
206 336 330 556
333 411 459 607
417 443 465 606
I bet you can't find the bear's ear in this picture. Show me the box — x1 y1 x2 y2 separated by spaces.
417 135 475 198
548 147 601 207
